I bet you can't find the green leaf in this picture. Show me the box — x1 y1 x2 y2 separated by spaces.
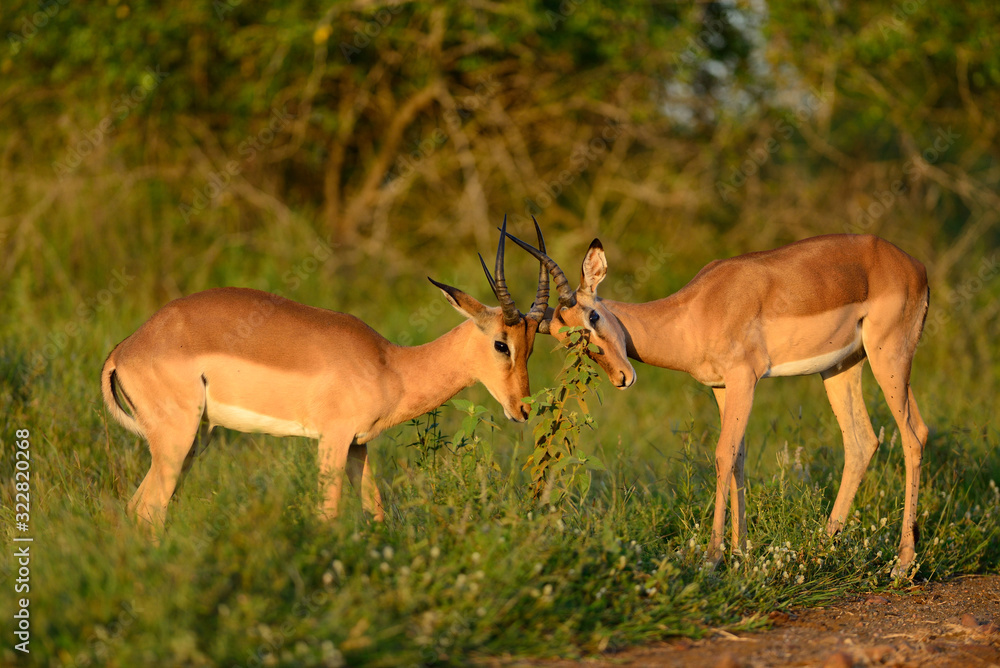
450 398 475 412
461 415 478 436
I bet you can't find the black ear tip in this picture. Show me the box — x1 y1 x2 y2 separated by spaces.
590 239 604 250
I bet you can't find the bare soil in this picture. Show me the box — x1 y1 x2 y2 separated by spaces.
494 575 1000 667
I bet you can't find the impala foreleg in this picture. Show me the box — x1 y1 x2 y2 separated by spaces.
713 388 747 555
347 442 384 521
821 358 879 535
317 428 356 521
709 375 756 565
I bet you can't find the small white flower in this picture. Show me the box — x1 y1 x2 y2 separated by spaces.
430 546 440 559
383 546 394 561
380 562 390 574
332 560 345 578
322 571 333 585
471 552 481 564
796 575 804 584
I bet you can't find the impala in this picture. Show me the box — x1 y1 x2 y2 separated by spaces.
508 224 929 575
102 221 549 531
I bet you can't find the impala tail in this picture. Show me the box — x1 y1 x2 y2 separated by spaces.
101 352 145 437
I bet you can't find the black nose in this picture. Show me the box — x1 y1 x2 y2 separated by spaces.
519 405 530 421
618 371 627 387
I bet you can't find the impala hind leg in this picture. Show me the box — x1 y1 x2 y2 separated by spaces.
821 357 880 536
347 443 384 521
864 332 929 574
709 374 756 565
128 417 204 534
713 388 747 555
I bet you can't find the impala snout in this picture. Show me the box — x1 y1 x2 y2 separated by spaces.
615 367 637 389
593 352 636 390
506 402 531 422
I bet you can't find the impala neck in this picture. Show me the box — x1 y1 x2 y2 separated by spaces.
602 296 698 375
387 321 479 425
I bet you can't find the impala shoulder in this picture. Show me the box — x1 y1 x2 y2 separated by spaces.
690 257 725 281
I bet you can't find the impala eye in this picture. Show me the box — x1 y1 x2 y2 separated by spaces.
589 310 600 326
494 341 510 356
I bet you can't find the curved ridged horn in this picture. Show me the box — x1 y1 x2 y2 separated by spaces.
478 253 500 302
489 215 521 326
503 223 575 308
525 216 550 322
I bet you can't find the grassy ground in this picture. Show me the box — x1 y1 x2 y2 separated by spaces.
2 210 999 667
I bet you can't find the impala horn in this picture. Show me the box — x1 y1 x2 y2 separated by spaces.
502 220 575 308
524 216 550 323
479 215 521 326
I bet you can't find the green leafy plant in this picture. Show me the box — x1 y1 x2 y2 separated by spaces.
523 327 606 504
406 399 498 467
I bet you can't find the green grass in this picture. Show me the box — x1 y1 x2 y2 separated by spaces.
1 182 999 667
2 244 999 666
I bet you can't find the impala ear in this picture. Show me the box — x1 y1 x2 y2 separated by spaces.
428 277 488 322
579 239 607 296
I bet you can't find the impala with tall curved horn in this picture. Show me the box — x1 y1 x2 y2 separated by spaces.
102 219 549 532
508 222 929 576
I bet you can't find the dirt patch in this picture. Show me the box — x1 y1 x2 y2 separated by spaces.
494 575 1000 667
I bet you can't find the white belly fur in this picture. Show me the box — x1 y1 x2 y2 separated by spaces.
205 387 321 439
764 335 863 378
